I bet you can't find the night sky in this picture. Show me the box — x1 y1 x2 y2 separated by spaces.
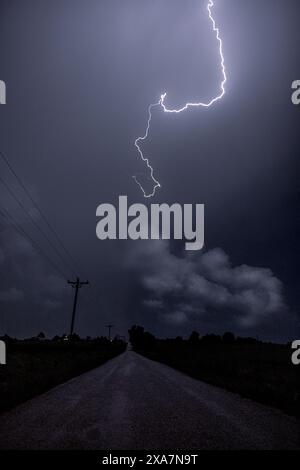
0 0 299 342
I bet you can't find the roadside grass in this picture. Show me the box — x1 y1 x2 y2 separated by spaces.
0 339 126 413
136 340 300 418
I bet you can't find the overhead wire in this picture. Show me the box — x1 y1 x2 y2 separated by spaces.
0 149 83 277
0 173 77 278
0 205 68 280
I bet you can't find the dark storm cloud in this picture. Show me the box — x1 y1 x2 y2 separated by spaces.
128 241 287 328
0 287 24 302
0 0 299 340
0 225 69 337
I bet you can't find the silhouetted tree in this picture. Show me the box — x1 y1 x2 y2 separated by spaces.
128 325 144 349
0 334 15 345
128 325 156 351
189 331 200 346
222 332 235 344
175 336 183 343
201 334 222 344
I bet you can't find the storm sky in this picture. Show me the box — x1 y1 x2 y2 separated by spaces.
0 0 299 341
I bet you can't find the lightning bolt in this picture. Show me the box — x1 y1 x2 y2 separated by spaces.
133 0 227 198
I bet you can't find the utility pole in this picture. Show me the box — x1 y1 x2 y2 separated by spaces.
106 324 114 341
68 278 89 337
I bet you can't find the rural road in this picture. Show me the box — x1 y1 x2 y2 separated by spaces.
0 350 299 450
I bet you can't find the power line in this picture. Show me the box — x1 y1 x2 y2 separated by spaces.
0 205 68 280
0 149 83 277
0 174 77 278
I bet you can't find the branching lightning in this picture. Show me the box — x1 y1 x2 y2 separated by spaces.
133 0 227 198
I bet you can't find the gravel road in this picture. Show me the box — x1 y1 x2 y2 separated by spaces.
0 350 299 449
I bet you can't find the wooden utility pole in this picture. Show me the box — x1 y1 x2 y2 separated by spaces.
68 278 89 336
106 324 114 341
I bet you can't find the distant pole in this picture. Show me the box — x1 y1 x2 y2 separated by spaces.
68 278 89 336
106 324 114 341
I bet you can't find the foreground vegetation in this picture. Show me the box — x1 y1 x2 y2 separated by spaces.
129 326 300 418
0 336 126 413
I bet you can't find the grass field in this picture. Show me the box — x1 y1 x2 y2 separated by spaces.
0 338 126 413
129 326 300 417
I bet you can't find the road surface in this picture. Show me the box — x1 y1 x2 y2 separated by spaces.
0 350 299 449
